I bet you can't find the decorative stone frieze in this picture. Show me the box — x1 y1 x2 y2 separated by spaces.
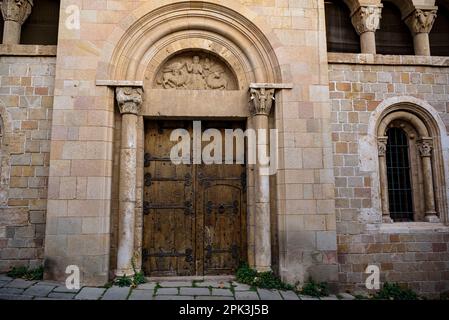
115 87 143 115
249 88 275 116
351 6 382 35
1 0 33 24
405 9 437 35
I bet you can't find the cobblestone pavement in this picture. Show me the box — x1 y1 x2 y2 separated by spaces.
0 274 355 300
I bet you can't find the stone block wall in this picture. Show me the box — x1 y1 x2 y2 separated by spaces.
328 53 449 297
0 54 55 272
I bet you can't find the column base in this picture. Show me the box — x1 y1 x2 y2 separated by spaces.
382 216 394 223
425 215 440 223
115 269 135 277
255 266 272 273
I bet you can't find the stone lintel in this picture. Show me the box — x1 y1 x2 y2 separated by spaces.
96 80 144 88
249 83 293 90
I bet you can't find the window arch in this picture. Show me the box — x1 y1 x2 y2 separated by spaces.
325 0 360 53
377 107 444 223
20 0 60 45
0 12 4 44
376 2 414 55
430 0 449 56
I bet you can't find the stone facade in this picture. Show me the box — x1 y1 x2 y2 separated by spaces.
0 51 55 272
0 0 448 298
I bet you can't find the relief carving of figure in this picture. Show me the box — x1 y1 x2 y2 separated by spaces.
155 54 232 90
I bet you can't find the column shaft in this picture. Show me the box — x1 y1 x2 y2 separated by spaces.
254 114 271 272
413 33 431 56
360 31 376 54
3 20 21 44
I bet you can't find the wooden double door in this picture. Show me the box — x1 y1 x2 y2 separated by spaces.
143 120 247 276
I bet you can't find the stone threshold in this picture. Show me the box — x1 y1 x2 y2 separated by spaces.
328 52 449 67
147 275 235 282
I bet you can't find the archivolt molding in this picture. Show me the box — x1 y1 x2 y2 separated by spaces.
360 96 449 225
96 1 282 86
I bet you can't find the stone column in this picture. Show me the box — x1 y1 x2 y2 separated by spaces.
378 136 393 223
0 0 33 44
417 138 439 223
351 5 382 54
250 87 275 272
115 87 143 276
405 8 437 56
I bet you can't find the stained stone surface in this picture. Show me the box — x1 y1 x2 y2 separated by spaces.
0 275 357 301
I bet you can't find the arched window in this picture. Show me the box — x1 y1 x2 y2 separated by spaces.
377 108 443 223
430 1 449 56
325 0 360 53
376 2 414 55
20 0 60 45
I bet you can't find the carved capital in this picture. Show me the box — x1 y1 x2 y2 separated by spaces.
351 5 382 35
1 0 33 24
250 88 275 116
115 87 143 115
417 138 433 157
405 9 437 35
377 136 388 157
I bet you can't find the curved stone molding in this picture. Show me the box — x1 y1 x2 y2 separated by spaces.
154 52 237 90
351 5 382 35
405 8 437 35
1 0 33 23
250 88 275 116
115 87 143 115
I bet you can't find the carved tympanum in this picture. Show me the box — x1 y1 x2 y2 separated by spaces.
154 53 237 90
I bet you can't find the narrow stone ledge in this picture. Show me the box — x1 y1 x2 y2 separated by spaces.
0 44 57 56
328 52 449 67
372 222 449 234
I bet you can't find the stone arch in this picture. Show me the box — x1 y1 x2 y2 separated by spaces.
383 0 418 19
96 0 283 85
360 96 449 225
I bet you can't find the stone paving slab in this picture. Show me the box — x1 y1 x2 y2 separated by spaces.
74 287 106 300
338 293 355 300
136 282 157 290
180 287 211 296
0 294 33 300
128 289 154 300
0 280 10 288
235 291 259 300
0 275 12 281
156 288 178 295
257 288 282 300
231 282 252 291
102 286 130 300
211 288 233 296
196 280 231 288
52 285 80 293
23 284 57 297
47 292 76 300
159 281 192 287
299 295 320 300
154 295 194 300
280 290 300 300
4 279 36 289
196 296 234 300
320 294 339 300
0 287 25 295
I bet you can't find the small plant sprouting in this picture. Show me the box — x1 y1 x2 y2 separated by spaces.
235 263 294 291
7 266 44 281
300 278 330 297
373 282 419 300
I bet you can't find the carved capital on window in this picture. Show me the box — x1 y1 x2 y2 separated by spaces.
351 5 382 35
377 136 388 157
1 0 33 25
249 87 275 116
405 8 437 35
115 87 143 115
417 138 433 157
